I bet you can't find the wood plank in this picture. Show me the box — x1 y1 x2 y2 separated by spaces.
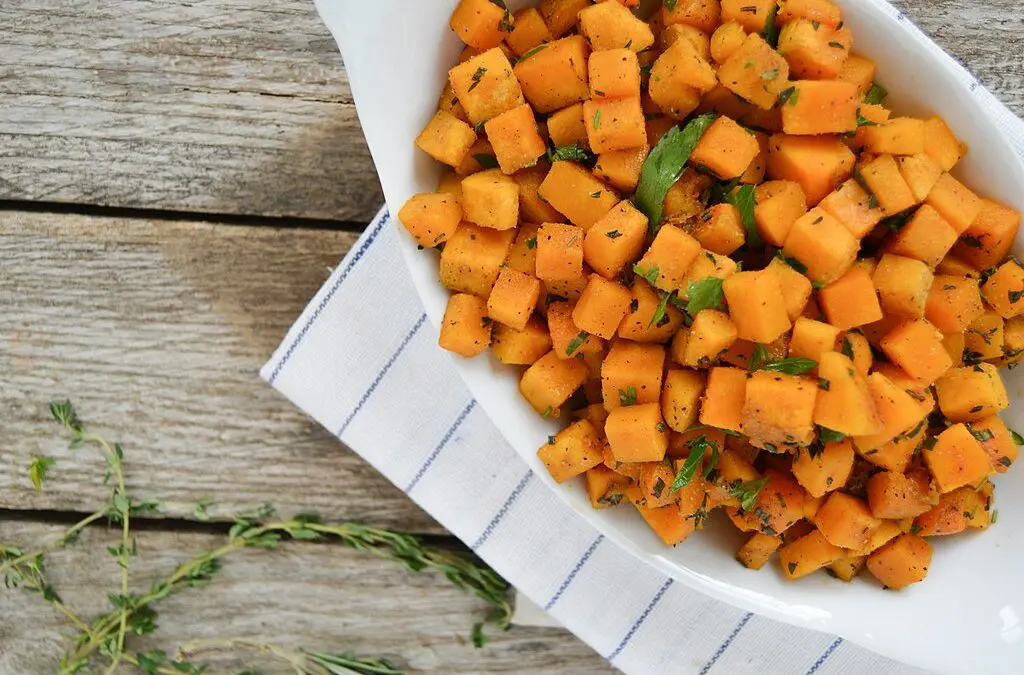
0 0 382 221
0 210 443 532
0 522 611 674
2 2 1020 223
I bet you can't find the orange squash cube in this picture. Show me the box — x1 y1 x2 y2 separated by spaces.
710 21 747 64
792 439 855 498
692 204 746 256
538 161 619 230
537 419 604 483
594 145 649 192
766 257 813 321
982 260 1024 319
690 116 761 180
439 293 492 358
740 130 770 184
880 319 952 384
484 103 546 174
684 310 739 367
648 35 718 118
506 223 539 275
779 530 846 579
449 0 513 49
783 208 858 286
663 0 722 32
866 470 936 520
398 192 463 248
617 279 686 343
866 533 933 589
926 173 983 234
538 0 593 37
513 35 590 114
924 274 985 334
955 199 1021 270
818 266 883 330
885 203 958 269
584 96 648 154
548 301 604 359
589 48 641 99
861 117 926 156
520 349 589 414
460 169 520 230
923 423 991 493
449 47 524 125
718 34 792 110
767 134 855 205
492 317 552 365
896 154 944 202
853 372 930 453
934 364 1009 422
723 270 793 343
573 275 633 339
416 110 478 168
923 115 967 172
788 317 840 363
585 464 630 509
578 0 656 52
680 250 740 294
661 23 712 60
814 492 881 549
818 179 885 239
782 80 859 136
736 532 783 570
741 371 818 450
814 351 883 437
777 18 851 80
634 224 702 292
536 223 585 282
722 0 777 32
838 53 876 94
504 8 552 56
970 415 1019 473
487 268 541 330
700 367 748 433
778 0 842 28
964 311 1005 361
583 200 649 279
513 165 567 224
754 180 808 246
637 461 681 508
547 103 590 149
601 341 666 411
606 403 670 463
859 154 917 216
661 369 706 432
440 223 516 297
872 254 933 320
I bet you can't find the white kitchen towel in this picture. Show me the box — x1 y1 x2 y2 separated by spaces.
262 9 1024 675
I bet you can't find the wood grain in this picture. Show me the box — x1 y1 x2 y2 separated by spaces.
0 522 611 674
0 0 382 221
1 1 1019 223
0 210 443 533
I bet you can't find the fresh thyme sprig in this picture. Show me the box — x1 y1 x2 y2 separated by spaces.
3 400 513 673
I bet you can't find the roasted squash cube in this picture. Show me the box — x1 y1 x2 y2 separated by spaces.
741 371 818 450
504 7 552 57
783 207 858 286
896 154 943 202
866 534 932 589
635 224 702 292
398 192 462 248
923 115 967 172
492 317 552 365
872 254 933 320
538 419 605 483
861 117 926 156
814 351 883 437
584 96 648 154
588 48 641 99
955 199 1021 270
814 492 881 550
578 0 656 52
754 180 808 246
440 223 516 296
538 161 619 229
573 275 633 339
926 173 983 234
700 367 748 433
520 349 589 414
594 145 649 192
782 80 859 135
853 372 929 453
487 267 541 330
819 266 883 330
439 293 492 358
416 110 478 167
982 259 1024 319
788 317 840 363
859 154 917 216
925 274 985 334
767 134 855 205
617 279 686 343
934 364 1009 422
602 341 666 411
449 0 513 49
513 35 589 114
736 532 782 570
792 438 855 499
886 203 958 269
484 103 546 174
718 34 791 110
923 423 992 493
683 310 739 368
661 368 706 432
690 116 761 180
460 169 520 230
449 47 524 125
722 0 777 33
606 402 670 463
880 319 952 384
583 200 649 279
777 18 851 80
866 470 936 520
779 530 846 579
723 270 792 343
538 0 592 37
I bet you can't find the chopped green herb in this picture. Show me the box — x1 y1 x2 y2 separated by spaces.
619 386 638 407
473 154 500 169
1000 456 1013 467
723 183 761 247
593 109 601 129
910 523 922 534
818 377 831 391
762 1 780 47
541 406 553 418
649 290 675 328
776 250 808 274
590 191 601 198
968 426 995 443
663 0 679 10
864 82 888 105
818 427 847 443
1010 289 1024 304
468 66 487 92
841 336 855 360
828 40 845 48
634 263 661 287
564 331 589 357
729 476 769 512
1012 430 1024 446
787 561 798 574
669 436 718 494
777 86 797 107
634 114 718 232
547 143 595 163
526 237 537 249
606 230 622 239
991 509 999 524
652 477 666 499
685 276 726 316
518 43 548 61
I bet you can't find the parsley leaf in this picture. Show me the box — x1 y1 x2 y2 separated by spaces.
749 344 771 371
775 250 807 274
723 183 761 247
762 1 780 47
633 263 660 287
685 277 725 316
818 427 847 443
669 436 718 494
749 344 816 374
649 290 675 328
547 143 595 164
728 476 769 512
619 386 638 407
1012 429 1024 446
864 82 888 105
635 113 718 232
473 154 500 169
564 331 589 357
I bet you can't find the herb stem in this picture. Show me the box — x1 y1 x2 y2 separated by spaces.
0 510 106 574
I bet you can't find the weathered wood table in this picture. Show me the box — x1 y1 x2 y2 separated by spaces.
1 1 1021 672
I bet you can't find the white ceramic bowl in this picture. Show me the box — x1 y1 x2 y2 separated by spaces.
317 1 1024 671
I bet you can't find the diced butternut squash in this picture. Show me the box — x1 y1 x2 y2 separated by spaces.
923 115 967 172
578 0 656 52
648 35 718 119
663 0 721 33
866 533 933 589
485 103 547 174
818 179 885 238
880 319 952 384
859 154 917 216
440 223 516 296
718 34 792 110
584 96 648 154
661 368 706 432
594 145 649 192
780 530 846 579
635 224 703 292
754 180 808 247
684 310 739 367
766 257 813 322
588 48 641 100
606 402 670 463
964 311 1005 362
710 21 747 65
461 169 520 230
514 35 589 114
872 254 933 320
722 270 793 343
504 7 552 56
886 204 958 269
923 423 992 493
782 80 859 135
492 317 552 365
792 439 855 498
777 18 851 80
449 0 513 49
830 555 866 582
601 340 666 411
741 371 817 450
778 0 842 28
618 279 686 342
969 415 1018 473
416 110 478 167
583 200 649 279
791 214 860 292
692 204 747 256
767 134 855 205
691 116 762 180
866 470 936 520
573 275 633 339
861 117 925 156
814 492 881 549
736 532 782 570
638 461 681 508
585 464 629 508
926 173 983 234
449 47 525 124
439 293 492 358
700 367 748 433
838 53 876 94
514 165 568 223
982 259 1024 319
788 317 840 363
955 199 1021 270
681 250 740 293
819 266 883 330
934 364 1009 422
398 192 463 248
520 349 589 414
547 103 589 149
537 419 604 483
488 267 542 330
536 223 585 282
897 154 943 202
548 301 604 359
538 161 619 229
814 351 883 437
924 275 985 334
913 487 979 536
853 372 929 453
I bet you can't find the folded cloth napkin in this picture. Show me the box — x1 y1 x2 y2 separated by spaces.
262 9 1024 674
